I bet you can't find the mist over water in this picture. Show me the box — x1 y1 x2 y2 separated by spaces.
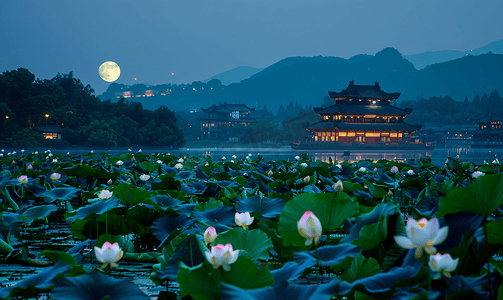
28 147 501 166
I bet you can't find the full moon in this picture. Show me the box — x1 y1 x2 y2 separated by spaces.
98 61 121 82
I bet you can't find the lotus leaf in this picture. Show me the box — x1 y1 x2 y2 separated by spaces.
278 192 360 247
212 228 274 261
49 270 149 300
236 195 285 219
42 187 79 203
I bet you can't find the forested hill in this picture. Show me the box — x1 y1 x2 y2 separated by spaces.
100 48 503 113
0 68 186 148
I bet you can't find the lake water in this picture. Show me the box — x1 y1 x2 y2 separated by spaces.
42 146 502 166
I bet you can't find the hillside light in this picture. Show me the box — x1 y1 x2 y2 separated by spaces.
372 100 377 105
45 114 49 125
5 116 8 119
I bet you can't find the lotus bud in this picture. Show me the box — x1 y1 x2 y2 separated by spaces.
27 164 33 169
126 178 132 183
204 226 217 245
17 175 28 185
50 173 61 180
388 190 393 197
455 155 459 160
132 156 136 161
303 176 310 184
391 166 399 173
94 241 124 269
297 211 322 246
374 167 378 172
235 212 254 229
267 170 273 177
332 180 343 192
107 179 113 185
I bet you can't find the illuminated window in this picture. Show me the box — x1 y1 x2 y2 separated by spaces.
347 132 355 137
338 132 347 137
231 111 240 119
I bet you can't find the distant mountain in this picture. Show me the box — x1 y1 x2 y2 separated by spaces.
404 40 503 69
203 66 263 85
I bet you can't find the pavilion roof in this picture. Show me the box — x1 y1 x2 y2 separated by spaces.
328 81 400 99
314 103 412 116
201 102 255 113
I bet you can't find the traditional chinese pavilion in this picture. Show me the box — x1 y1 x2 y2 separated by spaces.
198 102 256 140
299 81 422 148
33 124 67 140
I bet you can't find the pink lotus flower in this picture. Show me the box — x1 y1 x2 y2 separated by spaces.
98 190 113 199
472 171 485 178
94 241 124 269
205 243 239 271
50 173 61 180
394 217 448 259
204 226 217 245
27 164 33 169
429 253 458 279
298 211 322 246
17 175 28 185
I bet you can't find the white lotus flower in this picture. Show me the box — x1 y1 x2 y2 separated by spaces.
178 158 184 163
394 217 448 259
336 163 342 169
156 160 162 164
267 170 273 177
295 155 300 160
472 171 485 178
116 160 124 166
391 166 399 173
300 162 308 168
52 159 58 163
298 211 322 246
429 253 459 279
205 243 239 271
50 172 61 180
17 175 28 185
34 151 38 154
407 169 415 175
98 189 113 199
235 212 254 229
232 155 237 159
222 156 226 161
204 226 217 245
138 149 142 153
90 150 94 154
358 167 366 172
175 163 183 170
303 176 310 184
332 180 343 192
94 241 124 269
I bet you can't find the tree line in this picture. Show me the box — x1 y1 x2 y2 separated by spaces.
0 68 186 148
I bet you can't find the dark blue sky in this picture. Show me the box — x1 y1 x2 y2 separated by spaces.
1 0 502 94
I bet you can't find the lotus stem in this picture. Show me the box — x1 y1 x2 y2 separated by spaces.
483 220 493 300
314 245 321 284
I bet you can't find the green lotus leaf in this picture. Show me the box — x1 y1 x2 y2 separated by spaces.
341 255 381 283
39 250 77 266
352 215 388 251
42 187 79 203
437 174 503 218
62 164 96 177
66 197 121 224
49 270 149 300
22 204 58 225
212 228 274 262
139 161 159 173
113 183 151 206
278 192 360 247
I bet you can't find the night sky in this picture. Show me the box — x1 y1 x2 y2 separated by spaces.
1 0 502 94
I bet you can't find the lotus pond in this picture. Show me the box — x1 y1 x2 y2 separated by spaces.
1 150 503 299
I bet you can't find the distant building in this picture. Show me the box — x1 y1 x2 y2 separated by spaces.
472 113 503 148
33 125 67 140
198 102 256 140
306 81 421 144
